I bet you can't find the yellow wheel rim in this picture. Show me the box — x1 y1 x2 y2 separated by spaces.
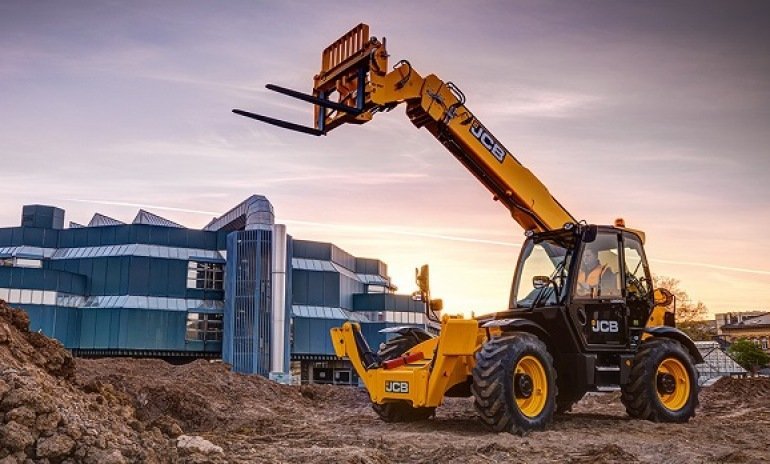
656 357 691 411
514 355 548 418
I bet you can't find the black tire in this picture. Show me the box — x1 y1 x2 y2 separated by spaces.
621 338 699 422
377 332 432 361
371 332 435 423
372 401 435 422
471 333 557 434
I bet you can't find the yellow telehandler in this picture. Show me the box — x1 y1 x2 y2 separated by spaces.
235 24 702 434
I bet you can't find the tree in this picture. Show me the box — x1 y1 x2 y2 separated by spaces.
728 338 770 375
652 276 713 340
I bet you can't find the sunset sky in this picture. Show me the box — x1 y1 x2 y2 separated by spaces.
1 1 768 317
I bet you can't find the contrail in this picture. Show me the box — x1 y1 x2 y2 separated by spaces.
65 198 517 247
66 199 219 216
282 219 521 247
63 198 770 276
648 258 770 276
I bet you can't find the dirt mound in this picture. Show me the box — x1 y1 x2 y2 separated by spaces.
76 358 314 435
0 301 177 463
699 376 770 419
0 302 74 379
4 297 770 463
700 376 770 404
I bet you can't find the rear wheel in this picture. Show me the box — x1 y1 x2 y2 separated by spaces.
372 332 435 423
372 401 435 422
621 338 698 422
471 333 557 434
378 332 432 361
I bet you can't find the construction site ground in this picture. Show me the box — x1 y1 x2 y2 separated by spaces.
1 302 769 464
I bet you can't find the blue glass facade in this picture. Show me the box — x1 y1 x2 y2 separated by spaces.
223 229 278 376
0 216 227 356
1 200 434 383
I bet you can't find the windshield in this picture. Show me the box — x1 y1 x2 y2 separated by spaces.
513 237 573 308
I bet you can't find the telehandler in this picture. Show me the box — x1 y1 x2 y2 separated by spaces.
234 24 702 434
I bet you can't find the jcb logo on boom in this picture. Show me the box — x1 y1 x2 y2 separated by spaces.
470 120 509 163
385 381 409 394
592 320 619 333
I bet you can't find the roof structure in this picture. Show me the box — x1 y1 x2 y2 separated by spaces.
204 195 274 232
132 210 184 228
87 213 125 227
695 341 747 385
69 222 85 229
723 312 770 329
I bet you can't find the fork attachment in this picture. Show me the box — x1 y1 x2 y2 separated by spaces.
233 23 386 135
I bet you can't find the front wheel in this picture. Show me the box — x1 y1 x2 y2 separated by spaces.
471 333 557 434
621 338 699 422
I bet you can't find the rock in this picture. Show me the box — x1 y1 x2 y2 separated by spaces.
151 415 183 438
35 410 61 433
0 420 35 452
5 407 35 427
1 307 29 332
36 434 75 459
1 388 51 413
177 435 224 455
0 380 10 400
0 323 11 344
84 449 126 464
0 455 17 464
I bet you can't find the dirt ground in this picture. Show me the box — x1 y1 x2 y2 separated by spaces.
2 302 770 463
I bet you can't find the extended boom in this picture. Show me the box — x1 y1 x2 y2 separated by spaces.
234 23 574 233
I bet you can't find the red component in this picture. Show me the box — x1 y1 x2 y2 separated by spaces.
382 351 425 370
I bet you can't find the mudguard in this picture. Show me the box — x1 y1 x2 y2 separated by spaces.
482 318 551 343
379 326 434 340
644 326 704 364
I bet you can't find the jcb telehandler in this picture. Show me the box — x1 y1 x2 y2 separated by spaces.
235 24 702 434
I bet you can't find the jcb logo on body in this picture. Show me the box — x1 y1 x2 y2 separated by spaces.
592 320 619 333
385 381 409 394
470 119 509 163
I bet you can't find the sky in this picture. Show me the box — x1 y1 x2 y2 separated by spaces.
1 1 769 317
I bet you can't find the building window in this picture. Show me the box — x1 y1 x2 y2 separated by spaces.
366 284 388 294
0 258 42 268
185 312 223 342
17 258 42 268
761 338 768 350
187 261 224 290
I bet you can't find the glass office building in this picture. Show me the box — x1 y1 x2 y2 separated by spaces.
0 196 433 383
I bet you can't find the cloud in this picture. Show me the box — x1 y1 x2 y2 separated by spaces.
481 89 602 119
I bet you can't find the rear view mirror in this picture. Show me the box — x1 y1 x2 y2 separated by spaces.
533 276 551 289
430 299 443 313
583 225 598 243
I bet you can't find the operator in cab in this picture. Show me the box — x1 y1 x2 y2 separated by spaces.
576 247 620 298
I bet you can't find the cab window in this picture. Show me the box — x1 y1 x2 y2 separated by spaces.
622 233 650 299
575 232 621 299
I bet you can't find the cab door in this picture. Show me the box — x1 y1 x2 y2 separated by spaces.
621 231 653 348
569 231 627 347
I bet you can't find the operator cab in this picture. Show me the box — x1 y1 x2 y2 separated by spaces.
511 224 654 349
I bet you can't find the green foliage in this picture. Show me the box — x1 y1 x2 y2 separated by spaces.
728 338 770 373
